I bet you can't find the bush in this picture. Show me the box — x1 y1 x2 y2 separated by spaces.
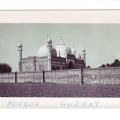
0 63 12 73
100 59 120 68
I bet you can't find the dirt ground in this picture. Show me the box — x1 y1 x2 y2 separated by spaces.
0 83 120 97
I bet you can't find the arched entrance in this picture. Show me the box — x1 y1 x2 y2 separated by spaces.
56 66 60 70
52 66 56 70
62 66 65 70
68 61 74 69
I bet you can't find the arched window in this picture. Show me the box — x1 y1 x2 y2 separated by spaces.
52 66 56 70
62 66 65 69
56 66 60 70
68 61 74 69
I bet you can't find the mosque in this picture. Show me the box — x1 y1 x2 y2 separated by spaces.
17 37 86 72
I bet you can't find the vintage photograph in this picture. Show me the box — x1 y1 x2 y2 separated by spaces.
1 0 120 118
0 23 120 97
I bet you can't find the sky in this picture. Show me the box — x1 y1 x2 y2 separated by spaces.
0 23 119 71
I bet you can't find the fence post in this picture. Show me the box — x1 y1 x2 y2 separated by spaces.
15 72 17 83
118 67 119 79
1 73 3 83
43 70 45 83
81 68 84 85
99 68 100 83
33 72 34 83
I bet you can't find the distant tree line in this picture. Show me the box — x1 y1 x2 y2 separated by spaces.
100 59 120 68
0 63 12 73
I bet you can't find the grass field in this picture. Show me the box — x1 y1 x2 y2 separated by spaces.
0 83 120 97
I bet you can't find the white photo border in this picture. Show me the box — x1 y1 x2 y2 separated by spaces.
0 10 120 108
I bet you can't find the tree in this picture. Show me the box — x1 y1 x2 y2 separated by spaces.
100 64 106 68
106 63 111 67
0 63 12 73
111 59 120 67
87 65 91 68
99 59 120 68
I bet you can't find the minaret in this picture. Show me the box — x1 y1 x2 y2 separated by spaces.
72 47 76 57
72 43 76 57
82 49 86 67
59 50 60 57
17 42 23 72
79 54 81 60
59 36 64 45
73 49 76 57
77 53 81 60
47 36 52 71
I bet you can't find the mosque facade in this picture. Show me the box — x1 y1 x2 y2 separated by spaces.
18 37 86 72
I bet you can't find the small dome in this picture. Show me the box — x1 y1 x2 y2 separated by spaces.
71 48 76 54
17 42 22 47
37 44 57 57
55 39 71 58
66 47 71 54
76 52 81 59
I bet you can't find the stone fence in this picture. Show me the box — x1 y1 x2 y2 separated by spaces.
0 69 82 84
83 67 120 84
0 67 120 84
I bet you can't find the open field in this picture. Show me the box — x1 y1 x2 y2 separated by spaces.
0 83 120 97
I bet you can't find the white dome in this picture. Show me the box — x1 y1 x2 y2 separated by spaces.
37 44 57 57
55 39 71 58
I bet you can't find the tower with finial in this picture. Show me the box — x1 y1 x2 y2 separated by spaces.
59 36 64 45
72 43 76 57
72 48 76 57
82 49 86 67
46 36 52 70
17 41 23 72
76 53 81 60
